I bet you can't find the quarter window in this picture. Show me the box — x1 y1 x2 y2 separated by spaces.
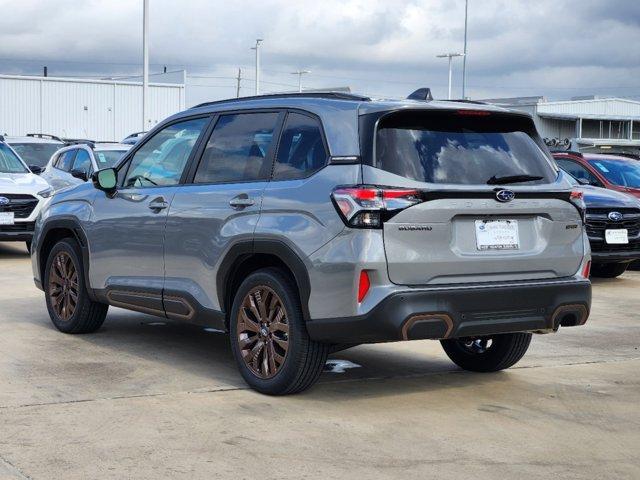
273 113 327 180
123 117 209 188
194 113 279 184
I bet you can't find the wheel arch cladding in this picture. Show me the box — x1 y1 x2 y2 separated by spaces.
217 239 312 325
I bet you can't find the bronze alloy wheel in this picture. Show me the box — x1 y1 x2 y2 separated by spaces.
48 251 79 321
236 285 290 379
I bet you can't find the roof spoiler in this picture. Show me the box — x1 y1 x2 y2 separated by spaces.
407 88 433 101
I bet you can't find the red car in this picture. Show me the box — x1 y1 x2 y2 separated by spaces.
553 152 640 199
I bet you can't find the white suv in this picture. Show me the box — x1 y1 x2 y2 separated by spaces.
41 142 130 192
0 136 53 250
3 134 65 172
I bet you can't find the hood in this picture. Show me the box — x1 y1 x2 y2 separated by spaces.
0 172 50 194
578 185 640 209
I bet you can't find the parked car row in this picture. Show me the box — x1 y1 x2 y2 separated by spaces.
0 133 133 250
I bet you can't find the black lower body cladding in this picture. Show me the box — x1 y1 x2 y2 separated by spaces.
307 278 591 344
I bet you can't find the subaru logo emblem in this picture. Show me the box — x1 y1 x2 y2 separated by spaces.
0 197 9 206
608 211 623 222
496 190 515 203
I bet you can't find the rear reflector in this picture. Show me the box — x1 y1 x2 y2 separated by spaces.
582 260 591 278
358 270 371 303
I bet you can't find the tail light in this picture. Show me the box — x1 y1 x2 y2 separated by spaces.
331 186 423 228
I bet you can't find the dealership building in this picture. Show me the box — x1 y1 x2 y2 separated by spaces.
0 73 185 141
485 96 640 155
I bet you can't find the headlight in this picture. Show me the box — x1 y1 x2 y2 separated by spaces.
37 187 54 198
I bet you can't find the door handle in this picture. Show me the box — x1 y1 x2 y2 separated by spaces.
148 198 169 211
229 194 255 208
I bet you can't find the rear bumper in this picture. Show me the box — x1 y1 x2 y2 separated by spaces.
307 278 591 344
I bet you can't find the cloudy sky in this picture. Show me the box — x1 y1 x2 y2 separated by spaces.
0 0 639 105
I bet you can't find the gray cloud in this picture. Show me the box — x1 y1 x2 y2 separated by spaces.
0 0 638 102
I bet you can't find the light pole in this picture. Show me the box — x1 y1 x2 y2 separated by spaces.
291 70 310 93
436 52 465 100
142 0 149 130
462 0 469 99
251 39 263 95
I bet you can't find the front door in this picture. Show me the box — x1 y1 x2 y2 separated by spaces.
87 117 211 308
164 111 282 323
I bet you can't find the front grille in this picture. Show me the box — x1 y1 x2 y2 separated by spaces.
586 208 640 252
0 194 39 219
0 222 35 233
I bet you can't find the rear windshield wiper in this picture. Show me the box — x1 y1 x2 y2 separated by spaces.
486 174 543 185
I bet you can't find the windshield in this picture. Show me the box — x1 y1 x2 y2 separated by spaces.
9 143 61 167
0 143 29 173
94 150 128 168
375 111 557 185
587 158 640 188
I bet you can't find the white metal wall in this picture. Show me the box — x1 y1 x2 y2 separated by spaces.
538 98 640 118
0 74 185 141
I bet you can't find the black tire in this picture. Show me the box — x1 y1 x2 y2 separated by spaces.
440 332 532 372
591 263 628 278
44 238 108 334
229 268 329 395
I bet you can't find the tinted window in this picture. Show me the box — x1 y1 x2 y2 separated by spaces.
587 158 640 188
273 113 327 180
0 143 28 173
194 113 279 184
72 149 92 175
94 150 128 168
376 111 556 185
56 150 77 172
555 158 602 186
9 143 61 167
124 117 208 188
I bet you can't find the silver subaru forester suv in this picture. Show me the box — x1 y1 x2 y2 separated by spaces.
31 92 591 395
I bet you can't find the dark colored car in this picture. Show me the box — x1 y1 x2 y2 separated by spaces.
553 151 640 199
563 173 640 277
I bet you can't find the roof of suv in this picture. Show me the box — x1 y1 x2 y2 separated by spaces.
185 92 514 157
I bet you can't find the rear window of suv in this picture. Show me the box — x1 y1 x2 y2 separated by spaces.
374 110 556 185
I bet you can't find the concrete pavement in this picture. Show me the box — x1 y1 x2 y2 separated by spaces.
0 242 639 479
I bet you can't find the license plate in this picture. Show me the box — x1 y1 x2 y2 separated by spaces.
475 219 520 251
605 229 629 244
0 212 14 225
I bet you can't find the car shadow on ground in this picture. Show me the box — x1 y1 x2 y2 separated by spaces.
25 306 500 399
0 243 30 258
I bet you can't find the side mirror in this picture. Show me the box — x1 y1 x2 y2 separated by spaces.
70 169 89 181
29 165 43 175
92 168 118 194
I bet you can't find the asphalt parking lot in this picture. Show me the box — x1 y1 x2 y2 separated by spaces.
0 243 639 480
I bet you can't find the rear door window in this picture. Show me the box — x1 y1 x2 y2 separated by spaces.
56 150 77 172
375 111 556 185
194 112 279 184
273 113 328 180
72 149 92 176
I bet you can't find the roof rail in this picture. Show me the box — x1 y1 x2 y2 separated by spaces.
550 150 583 157
64 139 95 148
192 91 371 109
26 133 64 142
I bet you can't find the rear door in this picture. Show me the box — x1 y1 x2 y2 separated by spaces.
164 111 282 319
363 109 584 285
